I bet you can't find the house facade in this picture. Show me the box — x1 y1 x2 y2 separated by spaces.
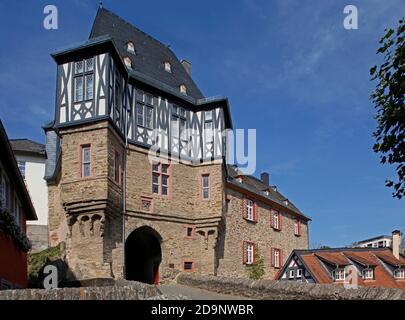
277 231 405 289
44 7 310 284
352 234 393 249
0 121 37 289
10 139 49 252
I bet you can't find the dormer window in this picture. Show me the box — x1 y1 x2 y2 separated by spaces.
394 269 405 279
332 269 345 281
180 84 187 95
362 268 374 280
127 42 135 54
164 62 172 73
124 57 132 68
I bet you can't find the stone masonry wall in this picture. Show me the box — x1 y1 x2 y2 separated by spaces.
177 274 405 300
217 188 309 279
0 281 159 300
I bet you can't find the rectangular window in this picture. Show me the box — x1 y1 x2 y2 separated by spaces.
136 103 144 127
171 115 179 138
74 77 83 102
185 227 194 238
152 162 170 196
81 145 91 177
85 74 94 100
114 151 120 185
243 198 255 222
183 261 194 271
363 268 374 280
294 219 301 236
145 106 153 129
136 103 153 129
272 248 281 268
296 269 302 278
289 269 295 279
243 241 255 265
333 269 346 281
17 161 26 179
74 58 94 102
394 269 405 279
272 210 281 230
202 174 209 200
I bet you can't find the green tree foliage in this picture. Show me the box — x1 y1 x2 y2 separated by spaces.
370 18 405 199
248 250 265 280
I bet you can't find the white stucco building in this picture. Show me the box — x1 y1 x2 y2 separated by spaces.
10 139 48 252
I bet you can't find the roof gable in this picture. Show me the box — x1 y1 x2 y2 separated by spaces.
89 7 204 100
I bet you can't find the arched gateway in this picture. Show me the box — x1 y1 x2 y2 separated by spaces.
124 226 162 284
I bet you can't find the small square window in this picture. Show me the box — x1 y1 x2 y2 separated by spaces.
184 261 193 270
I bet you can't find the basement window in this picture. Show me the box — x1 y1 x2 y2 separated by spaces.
183 261 194 271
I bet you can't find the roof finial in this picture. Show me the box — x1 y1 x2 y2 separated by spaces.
99 1 103 8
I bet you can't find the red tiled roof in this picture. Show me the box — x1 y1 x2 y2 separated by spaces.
300 254 333 284
295 248 405 289
374 250 405 267
314 252 351 266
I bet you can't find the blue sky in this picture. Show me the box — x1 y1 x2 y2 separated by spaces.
0 0 403 247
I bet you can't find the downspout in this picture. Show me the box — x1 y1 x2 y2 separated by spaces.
122 75 129 279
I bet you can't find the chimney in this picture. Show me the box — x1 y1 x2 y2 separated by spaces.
181 59 191 75
260 172 269 186
392 230 402 259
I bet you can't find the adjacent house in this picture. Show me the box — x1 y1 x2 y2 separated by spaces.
9 139 48 252
43 7 310 284
277 231 405 289
352 234 393 248
0 120 37 289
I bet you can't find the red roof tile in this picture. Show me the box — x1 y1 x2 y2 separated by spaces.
294 248 405 289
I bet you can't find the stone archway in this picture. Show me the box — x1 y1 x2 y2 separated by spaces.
125 226 162 284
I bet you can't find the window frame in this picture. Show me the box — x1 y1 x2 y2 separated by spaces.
333 269 346 281
80 144 91 178
243 241 255 265
394 269 405 279
294 219 301 236
296 268 303 278
151 162 170 196
74 58 94 102
183 261 194 271
271 248 282 268
271 209 281 230
242 198 256 222
362 268 374 280
201 174 210 200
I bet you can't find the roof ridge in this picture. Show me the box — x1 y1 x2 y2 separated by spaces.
95 7 169 49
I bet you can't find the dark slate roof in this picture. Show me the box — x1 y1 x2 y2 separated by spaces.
9 139 46 157
0 121 37 220
89 7 204 100
226 164 309 220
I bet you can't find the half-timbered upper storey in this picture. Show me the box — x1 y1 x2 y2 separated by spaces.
50 7 232 164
